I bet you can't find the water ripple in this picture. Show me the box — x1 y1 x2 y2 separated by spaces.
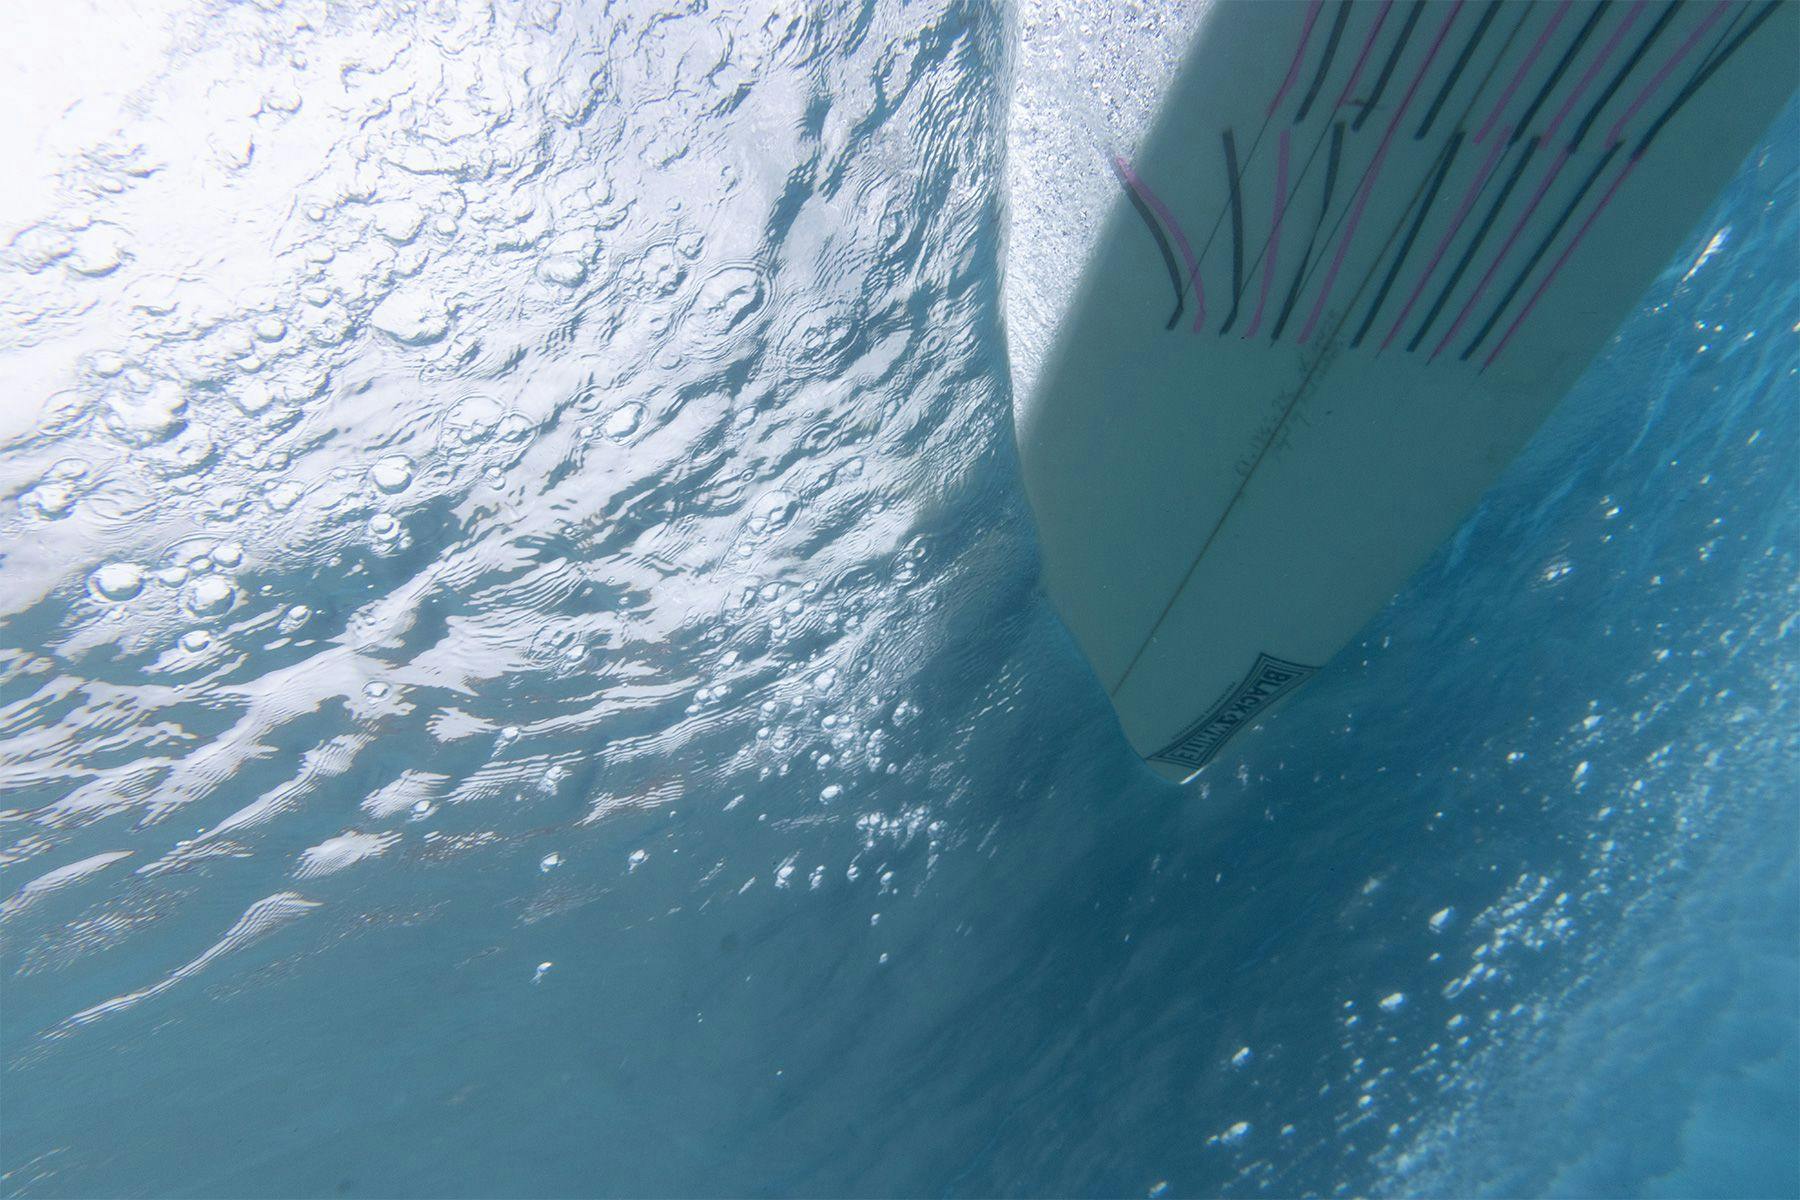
1 0 1005 1044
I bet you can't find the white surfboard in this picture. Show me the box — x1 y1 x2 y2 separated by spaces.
1011 0 1797 781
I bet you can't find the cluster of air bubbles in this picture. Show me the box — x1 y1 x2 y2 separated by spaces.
20 460 92 520
0 0 1021 1103
78 533 259 657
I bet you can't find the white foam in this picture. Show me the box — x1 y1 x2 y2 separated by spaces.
1003 0 1207 409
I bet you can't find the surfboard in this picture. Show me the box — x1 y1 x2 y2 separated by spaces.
1011 0 1798 782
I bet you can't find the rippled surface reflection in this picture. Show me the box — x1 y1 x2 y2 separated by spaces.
1 3 1795 1197
4 0 1011 980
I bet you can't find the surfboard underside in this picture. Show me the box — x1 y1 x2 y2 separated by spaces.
1013 0 1798 780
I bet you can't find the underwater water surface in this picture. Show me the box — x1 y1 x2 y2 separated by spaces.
0 2 1795 1198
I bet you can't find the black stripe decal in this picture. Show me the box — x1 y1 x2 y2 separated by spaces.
1271 122 1347 340
1567 0 1684 152
1297 1 1358 124
1415 0 1503 140
1220 130 1247 334
1509 0 1613 145
1406 134 1540 352
1110 158 1187 330
1460 142 1622 360
1354 0 1428 132
1634 0 1781 160
1477 2 1780 368
1353 130 1465 347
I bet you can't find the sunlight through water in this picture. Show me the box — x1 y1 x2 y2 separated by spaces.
1 2 1795 1197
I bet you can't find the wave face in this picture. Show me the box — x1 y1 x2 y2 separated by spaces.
0 2 1794 1196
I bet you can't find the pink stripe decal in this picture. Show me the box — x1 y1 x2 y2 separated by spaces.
1112 155 1207 331
1298 2 1466 345
1605 1 1733 147
1244 130 1293 340
1483 158 1639 369
1543 0 1647 144
1270 0 1328 119
1379 126 1512 351
1434 1 1730 361
1336 0 1396 110
1474 1 1572 145
1428 145 1574 361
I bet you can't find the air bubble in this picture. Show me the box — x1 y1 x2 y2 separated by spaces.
181 576 236 617
538 255 587 287
443 396 504 449
89 563 145 602
371 455 415 493
262 84 302 114
104 381 187 445
691 265 767 340
370 289 449 345
748 490 794 533
24 483 78 519
68 226 126 276
602 404 643 440
373 202 426 243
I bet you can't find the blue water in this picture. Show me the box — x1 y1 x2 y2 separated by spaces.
1 4 1794 1197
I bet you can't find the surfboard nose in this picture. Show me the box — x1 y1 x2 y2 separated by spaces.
1008 0 1799 780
